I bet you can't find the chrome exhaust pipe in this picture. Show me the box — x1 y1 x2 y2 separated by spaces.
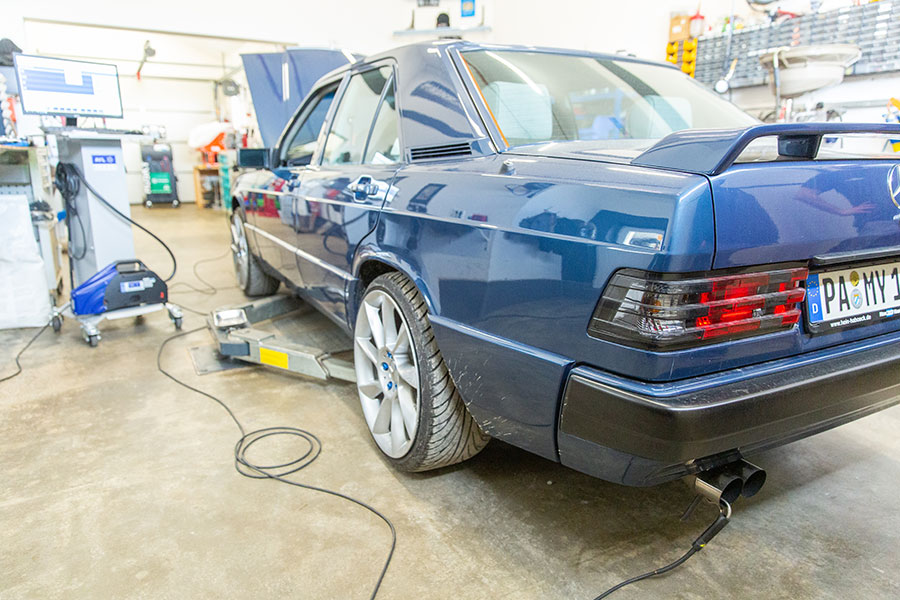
724 460 767 498
686 459 767 504
688 468 743 504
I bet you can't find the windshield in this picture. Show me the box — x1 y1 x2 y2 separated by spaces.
461 50 757 149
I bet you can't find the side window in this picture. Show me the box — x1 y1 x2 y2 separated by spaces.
363 78 400 164
282 84 337 166
321 66 391 166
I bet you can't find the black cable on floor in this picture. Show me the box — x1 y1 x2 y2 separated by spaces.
157 327 396 599
169 248 233 297
593 547 699 599
0 323 49 383
593 499 732 599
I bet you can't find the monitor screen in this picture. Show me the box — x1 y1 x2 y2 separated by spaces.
13 54 123 119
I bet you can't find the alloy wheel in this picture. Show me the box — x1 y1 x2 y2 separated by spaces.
354 289 421 458
230 216 250 289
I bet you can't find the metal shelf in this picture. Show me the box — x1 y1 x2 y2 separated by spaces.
694 1 900 89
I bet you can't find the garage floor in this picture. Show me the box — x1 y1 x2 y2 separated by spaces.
2 207 899 599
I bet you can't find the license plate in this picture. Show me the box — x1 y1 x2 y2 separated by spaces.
806 261 900 333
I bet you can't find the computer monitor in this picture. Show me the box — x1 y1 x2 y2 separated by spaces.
13 54 123 119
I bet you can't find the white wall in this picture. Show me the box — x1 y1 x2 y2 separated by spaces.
2 1 711 67
3 1 712 205
117 78 218 205
4 0 894 205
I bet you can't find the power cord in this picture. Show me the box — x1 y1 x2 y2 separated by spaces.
55 162 178 281
0 323 50 383
593 499 732 599
168 248 233 297
54 164 88 261
1 237 397 595
157 326 396 599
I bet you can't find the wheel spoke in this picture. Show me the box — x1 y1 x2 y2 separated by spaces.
356 337 379 366
396 361 419 389
390 398 405 454
382 304 399 349
365 300 385 349
372 397 392 434
398 387 417 438
391 327 409 355
358 380 382 399
355 285 422 459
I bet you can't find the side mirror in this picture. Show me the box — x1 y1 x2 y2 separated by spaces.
237 148 275 169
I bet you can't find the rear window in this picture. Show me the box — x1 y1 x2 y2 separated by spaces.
462 50 756 149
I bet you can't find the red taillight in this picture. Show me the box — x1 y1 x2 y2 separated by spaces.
588 267 808 350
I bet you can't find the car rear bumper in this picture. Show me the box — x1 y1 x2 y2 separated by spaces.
557 333 900 486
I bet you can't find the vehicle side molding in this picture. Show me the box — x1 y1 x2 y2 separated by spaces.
632 123 900 176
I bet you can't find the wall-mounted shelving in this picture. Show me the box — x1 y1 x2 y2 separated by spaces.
693 1 900 89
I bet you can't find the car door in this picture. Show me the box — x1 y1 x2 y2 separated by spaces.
294 64 402 322
249 83 338 288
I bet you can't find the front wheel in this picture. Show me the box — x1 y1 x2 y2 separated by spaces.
354 272 489 472
230 211 279 297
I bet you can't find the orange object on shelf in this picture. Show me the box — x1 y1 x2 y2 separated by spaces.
669 15 691 42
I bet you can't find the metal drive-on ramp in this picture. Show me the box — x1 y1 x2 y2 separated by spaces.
207 295 356 382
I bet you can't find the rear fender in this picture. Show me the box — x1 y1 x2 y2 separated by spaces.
349 242 439 328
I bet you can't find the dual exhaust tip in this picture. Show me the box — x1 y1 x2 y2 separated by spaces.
687 460 766 505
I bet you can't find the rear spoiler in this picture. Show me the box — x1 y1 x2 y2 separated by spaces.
631 123 900 176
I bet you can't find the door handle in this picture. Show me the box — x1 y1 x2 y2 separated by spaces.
347 175 380 201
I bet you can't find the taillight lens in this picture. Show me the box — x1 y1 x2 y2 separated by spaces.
589 267 808 350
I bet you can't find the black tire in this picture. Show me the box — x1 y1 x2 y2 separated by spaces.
355 272 490 472
173 317 183 330
231 211 279 297
88 335 99 348
51 315 62 333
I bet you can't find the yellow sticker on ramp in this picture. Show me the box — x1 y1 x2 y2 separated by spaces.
259 347 289 369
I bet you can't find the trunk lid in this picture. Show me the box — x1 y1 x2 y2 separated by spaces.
710 159 900 348
709 160 900 269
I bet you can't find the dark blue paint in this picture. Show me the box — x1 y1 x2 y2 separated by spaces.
711 161 900 268
429 315 572 461
241 49 356 147
232 40 900 483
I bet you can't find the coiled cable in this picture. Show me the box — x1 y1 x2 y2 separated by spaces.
157 327 396 599
54 162 177 281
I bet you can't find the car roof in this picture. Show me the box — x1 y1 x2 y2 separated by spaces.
316 39 676 81
367 39 675 69
308 40 679 159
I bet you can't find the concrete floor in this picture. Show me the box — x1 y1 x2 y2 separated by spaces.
2 207 900 600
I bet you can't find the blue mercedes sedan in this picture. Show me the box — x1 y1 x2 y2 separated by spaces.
229 40 900 487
